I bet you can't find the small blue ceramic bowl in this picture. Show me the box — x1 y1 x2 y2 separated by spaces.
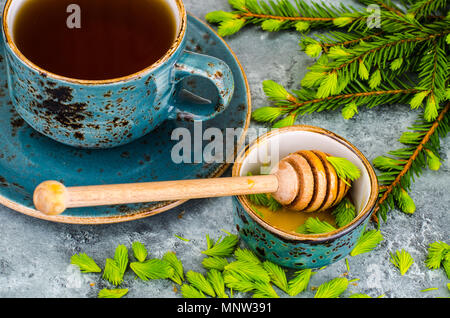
231 125 378 269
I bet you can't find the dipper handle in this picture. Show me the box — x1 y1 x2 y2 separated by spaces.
33 175 279 215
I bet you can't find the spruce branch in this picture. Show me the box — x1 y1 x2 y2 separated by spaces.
253 79 420 124
413 36 448 121
208 1 450 225
378 10 427 32
206 0 449 37
304 29 448 98
409 0 449 20
206 0 367 37
373 102 450 222
305 30 385 54
357 0 405 16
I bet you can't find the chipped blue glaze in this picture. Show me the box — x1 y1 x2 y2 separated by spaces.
2 2 234 149
0 14 250 223
232 196 372 269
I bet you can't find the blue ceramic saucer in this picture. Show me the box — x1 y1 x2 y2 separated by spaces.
0 14 251 224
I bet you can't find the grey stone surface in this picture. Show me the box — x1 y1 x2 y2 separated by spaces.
0 0 448 298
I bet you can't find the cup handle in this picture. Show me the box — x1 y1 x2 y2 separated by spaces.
168 50 234 121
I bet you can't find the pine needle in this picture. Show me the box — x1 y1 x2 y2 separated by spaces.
420 287 439 292
350 230 384 256
174 234 190 242
217 18 245 37
326 156 361 183
247 192 282 211
114 245 129 275
180 284 207 298
262 261 289 293
287 269 312 296
234 248 261 264
207 269 228 298
305 43 323 57
394 187 416 214
132 242 148 262
70 253 101 273
349 293 372 298
103 258 123 286
186 270 216 297
390 249 414 275
272 114 298 128
223 271 256 293
424 149 442 171
205 10 237 23
202 232 239 257
262 19 287 32
252 281 279 298
252 107 285 123
317 71 339 98
224 261 271 284
296 217 337 234
202 256 229 271
245 172 282 211
295 21 310 32
332 197 357 227
369 69 382 89
163 251 184 285
425 241 450 270
358 60 370 80
341 102 359 119
443 253 450 279
314 277 349 298
130 259 174 281
97 288 128 298
263 80 294 101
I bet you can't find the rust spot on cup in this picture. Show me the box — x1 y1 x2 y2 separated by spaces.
45 86 73 103
73 132 85 140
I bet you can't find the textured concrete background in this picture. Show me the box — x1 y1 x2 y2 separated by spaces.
0 0 448 298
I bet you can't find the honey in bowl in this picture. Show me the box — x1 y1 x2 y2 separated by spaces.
246 194 355 236
251 203 337 233
244 149 361 236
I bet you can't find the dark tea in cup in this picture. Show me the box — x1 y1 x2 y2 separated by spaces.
3 0 235 148
13 0 177 80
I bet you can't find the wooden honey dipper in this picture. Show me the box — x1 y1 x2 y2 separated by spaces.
33 150 351 215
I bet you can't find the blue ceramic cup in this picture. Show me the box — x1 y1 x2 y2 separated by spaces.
2 0 234 148
231 125 379 269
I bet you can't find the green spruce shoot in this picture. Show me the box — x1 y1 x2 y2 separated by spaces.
132 242 148 262
390 249 414 275
97 288 129 298
314 277 349 298
350 230 384 256
70 253 101 273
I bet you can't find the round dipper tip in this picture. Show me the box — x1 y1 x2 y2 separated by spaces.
33 181 68 215
271 160 299 205
270 150 348 213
